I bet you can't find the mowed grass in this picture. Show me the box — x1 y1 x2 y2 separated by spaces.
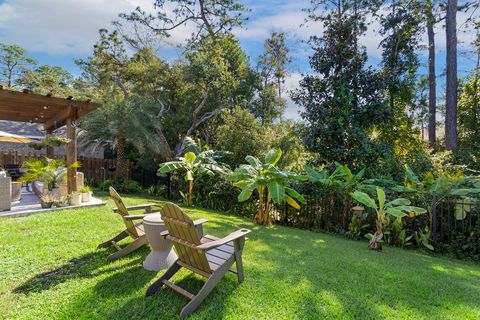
1 192 480 320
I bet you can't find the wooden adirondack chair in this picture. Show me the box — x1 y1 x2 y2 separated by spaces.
146 202 251 319
98 187 159 261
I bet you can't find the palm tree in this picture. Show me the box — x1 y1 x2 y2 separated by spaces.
80 95 161 179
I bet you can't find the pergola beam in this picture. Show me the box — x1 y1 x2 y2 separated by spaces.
0 88 98 195
43 106 74 131
0 88 96 127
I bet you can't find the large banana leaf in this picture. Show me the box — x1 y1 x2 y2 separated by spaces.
401 206 427 214
285 194 300 209
158 161 186 173
386 198 411 207
288 172 308 181
285 187 306 203
203 163 227 175
245 155 262 168
264 149 282 165
238 164 258 175
377 187 385 211
238 181 259 202
355 168 366 179
387 207 407 218
227 172 252 181
351 191 377 209
449 188 480 196
269 180 285 204
405 164 420 184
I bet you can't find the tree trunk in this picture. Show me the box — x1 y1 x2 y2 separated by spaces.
188 179 193 207
116 137 128 179
426 2 437 148
277 77 281 99
254 187 272 226
255 187 264 224
445 0 458 151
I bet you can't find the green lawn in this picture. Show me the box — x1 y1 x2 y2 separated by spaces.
1 192 480 320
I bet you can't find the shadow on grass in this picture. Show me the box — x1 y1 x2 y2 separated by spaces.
61 266 237 319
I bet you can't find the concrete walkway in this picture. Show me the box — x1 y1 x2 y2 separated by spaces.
0 188 105 218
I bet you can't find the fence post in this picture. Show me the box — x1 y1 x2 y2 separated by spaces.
431 192 437 239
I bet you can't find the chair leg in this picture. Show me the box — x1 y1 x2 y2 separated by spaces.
233 239 245 283
234 251 244 283
107 235 147 261
146 260 181 296
98 231 128 248
180 257 235 319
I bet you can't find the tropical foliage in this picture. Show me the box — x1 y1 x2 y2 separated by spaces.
158 138 229 206
228 149 306 226
351 187 427 250
19 158 80 191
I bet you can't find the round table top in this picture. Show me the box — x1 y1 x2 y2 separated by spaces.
143 213 164 225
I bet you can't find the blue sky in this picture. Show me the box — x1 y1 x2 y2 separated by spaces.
0 0 477 119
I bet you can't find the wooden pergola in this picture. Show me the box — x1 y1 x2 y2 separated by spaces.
0 87 98 194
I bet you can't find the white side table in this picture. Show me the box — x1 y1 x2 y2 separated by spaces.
142 214 178 271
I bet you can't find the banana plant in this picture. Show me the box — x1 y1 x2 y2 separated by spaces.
228 149 307 226
158 147 228 206
394 164 480 198
307 163 371 227
351 187 427 250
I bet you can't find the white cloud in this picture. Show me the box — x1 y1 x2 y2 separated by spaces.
283 72 304 121
0 0 156 55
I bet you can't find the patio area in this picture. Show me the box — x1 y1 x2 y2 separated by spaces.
0 186 104 218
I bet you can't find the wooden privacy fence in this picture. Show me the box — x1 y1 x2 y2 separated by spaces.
0 151 132 183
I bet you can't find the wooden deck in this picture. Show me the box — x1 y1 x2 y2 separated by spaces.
0 188 105 218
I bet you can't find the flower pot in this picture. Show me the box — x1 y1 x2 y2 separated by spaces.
81 192 92 202
11 182 22 201
69 193 82 206
40 201 53 209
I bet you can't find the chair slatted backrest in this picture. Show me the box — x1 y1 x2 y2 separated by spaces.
109 187 139 238
161 203 212 274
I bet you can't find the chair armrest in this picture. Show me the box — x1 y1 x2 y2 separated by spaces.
196 229 251 250
123 214 149 220
114 203 159 213
194 218 208 226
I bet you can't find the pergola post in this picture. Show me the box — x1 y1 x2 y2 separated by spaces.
66 113 77 194
46 128 54 158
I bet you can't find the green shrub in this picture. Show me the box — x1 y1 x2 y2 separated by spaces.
99 179 143 193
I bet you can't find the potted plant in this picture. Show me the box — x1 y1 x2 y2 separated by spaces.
42 135 70 147
54 196 68 208
28 142 45 150
80 186 92 202
68 192 82 206
20 158 80 195
40 193 55 208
